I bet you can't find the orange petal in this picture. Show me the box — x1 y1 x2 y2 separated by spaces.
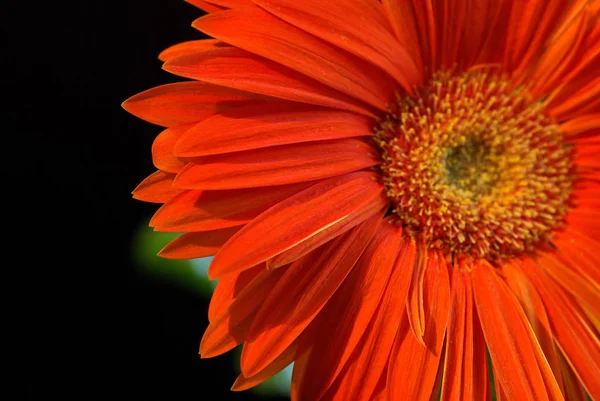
547 76 600 121
502 261 565 395
472 260 563 401
381 0 423 73
267 201 386 269
440 267 478 401
173 139 379 190
408 0 437 70
319 234 417 401
553 228 600 287
231 342 296 391
174 102 373 157
192 7 396 111
158 39 228 62
200 266 287 358
560 113 600 139
158 226 243 259
240 213 382 377
557 352 589 401
504 0 569 74
151 124 192 173
541 2 599 93
433 0 469 70
565 210 600 242
122 82 269 127
208 264 265 322
472 304 492 401
575 142 600 171
462 0 505 66
538 251 600 321
521 260 600 400
474 0 512 65
150 181 313 232
569 211 600 239
406 239 428 345
527 7 589 98
132 170 184 203
253 0 421 92
388 249 450 401
163 47 376 117
208 171 385 278
293 224 414 401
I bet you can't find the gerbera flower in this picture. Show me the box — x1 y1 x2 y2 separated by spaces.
124 0 599 399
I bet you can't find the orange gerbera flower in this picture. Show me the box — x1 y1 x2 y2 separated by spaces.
124 0 599 399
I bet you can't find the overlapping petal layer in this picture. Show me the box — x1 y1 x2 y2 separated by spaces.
126 0 600 400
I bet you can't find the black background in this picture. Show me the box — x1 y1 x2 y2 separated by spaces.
13 1 288 400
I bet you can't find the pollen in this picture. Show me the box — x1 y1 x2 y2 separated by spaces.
375 70 575 263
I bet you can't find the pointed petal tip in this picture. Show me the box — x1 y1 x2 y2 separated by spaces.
230 374 254 392
156 247 174 259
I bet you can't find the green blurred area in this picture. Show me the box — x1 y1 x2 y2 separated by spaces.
133 221 292 397
132 222 214 296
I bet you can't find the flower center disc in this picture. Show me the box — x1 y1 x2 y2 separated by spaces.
375 71 575 262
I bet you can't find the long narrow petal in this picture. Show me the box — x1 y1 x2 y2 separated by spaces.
158 226 242 259
474 0 512 65
538 252 600 320
163 47 376 117
504 0 569 74
240 213 382 377
565 210 600 241
406 239 428 345
381 0 423 73
553 228 600 287
503 261 565 395
521 260 600 399
253 0 421 92
440 267 476 401
472 306 491 401
408 0 437 70
208 171 384 278
150 181 313 232
200 266 287 358
132 170 183 204
461 0 504 66
192 7 396 111
558 352 589 401
208 264 265 322
320 234 417 401
122 82 268 127
560 113 600 139
232 342 296 391
175 102 373 157
267 201 387 269
158 39 228 62
472 260 563 401
294 225 413 401
432 0 469 69
174 139 379 190
547 76 600 121
527 8 589 98
388 250 450 401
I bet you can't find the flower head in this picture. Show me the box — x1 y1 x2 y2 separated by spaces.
124 0 599 400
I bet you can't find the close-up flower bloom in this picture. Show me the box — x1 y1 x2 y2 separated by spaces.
124 0 599 400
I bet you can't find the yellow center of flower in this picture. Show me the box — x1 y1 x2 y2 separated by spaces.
375 70 574 263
